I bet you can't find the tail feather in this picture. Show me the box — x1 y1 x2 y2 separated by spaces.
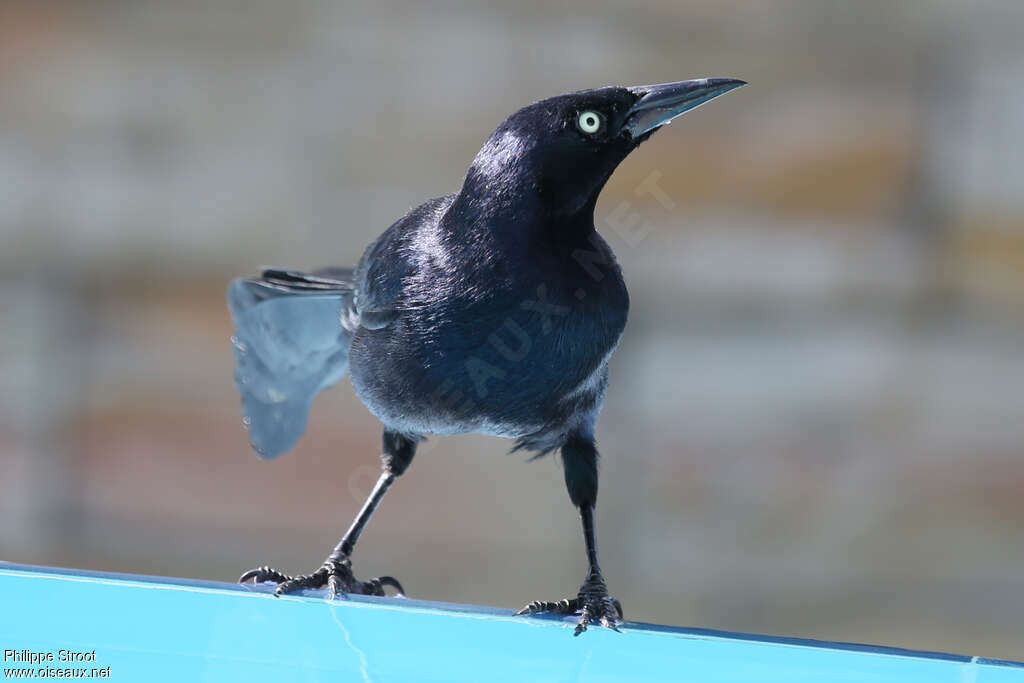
258 268 355 292
228 268 354 459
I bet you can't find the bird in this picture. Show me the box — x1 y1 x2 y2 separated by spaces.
230 78 745 635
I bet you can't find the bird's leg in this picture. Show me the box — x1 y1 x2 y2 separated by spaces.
239 430 417 598
239 471 404 597
517 434 623 635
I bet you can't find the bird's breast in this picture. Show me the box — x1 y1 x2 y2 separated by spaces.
349 261 627 440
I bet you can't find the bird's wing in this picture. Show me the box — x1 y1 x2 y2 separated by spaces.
352 230 409 330
351 194 457 330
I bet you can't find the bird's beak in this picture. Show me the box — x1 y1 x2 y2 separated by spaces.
624 78 746 138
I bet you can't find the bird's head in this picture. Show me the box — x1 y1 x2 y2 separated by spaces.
459 78 746 223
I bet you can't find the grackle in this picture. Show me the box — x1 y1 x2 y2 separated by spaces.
230 78 745 635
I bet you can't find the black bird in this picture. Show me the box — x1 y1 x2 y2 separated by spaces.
230 78 745 635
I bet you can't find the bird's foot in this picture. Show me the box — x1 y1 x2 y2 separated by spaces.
238 557 405 598
516 574 623 636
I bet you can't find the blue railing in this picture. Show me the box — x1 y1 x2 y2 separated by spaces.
1 563 1020 681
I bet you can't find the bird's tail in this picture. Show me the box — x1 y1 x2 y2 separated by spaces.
227 268 355 459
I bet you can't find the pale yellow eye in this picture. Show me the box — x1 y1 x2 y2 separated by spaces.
577 110 603 134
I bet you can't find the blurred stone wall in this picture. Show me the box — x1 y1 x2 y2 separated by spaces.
1 0 1022 659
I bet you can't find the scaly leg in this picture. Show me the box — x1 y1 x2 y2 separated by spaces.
517 433 623 635
239 430 416 598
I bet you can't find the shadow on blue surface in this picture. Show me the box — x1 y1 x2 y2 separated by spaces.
1 562 1021 682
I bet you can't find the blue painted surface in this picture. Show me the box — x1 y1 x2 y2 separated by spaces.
0 563 1020 682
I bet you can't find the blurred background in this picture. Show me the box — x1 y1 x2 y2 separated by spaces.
1 0 1022 660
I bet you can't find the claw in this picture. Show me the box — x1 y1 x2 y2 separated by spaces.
573 605 593 636
275 566 330 596
516 600 545 616
238 566 293 585
327 570 345 599
519 588 622 636
238 569 261 584
599 607 622 633
237 559 405 600
515 598 579 616
376 576 406 597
